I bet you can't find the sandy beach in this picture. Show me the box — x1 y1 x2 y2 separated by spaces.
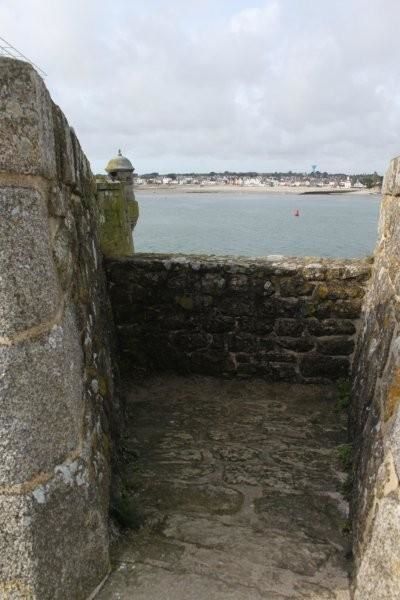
136 184 379 195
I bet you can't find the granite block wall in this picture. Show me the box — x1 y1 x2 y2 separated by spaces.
107 254 371 383
0 58 116 599
351 157 400 599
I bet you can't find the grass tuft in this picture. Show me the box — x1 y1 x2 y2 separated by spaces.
336 378 351 412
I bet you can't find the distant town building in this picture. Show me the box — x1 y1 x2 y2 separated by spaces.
344 176 352 189
354 179 366 188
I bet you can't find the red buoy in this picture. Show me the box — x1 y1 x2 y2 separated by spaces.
294 209 300 217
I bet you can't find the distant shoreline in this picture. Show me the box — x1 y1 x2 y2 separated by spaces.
301 189 371 195
135 184 380 196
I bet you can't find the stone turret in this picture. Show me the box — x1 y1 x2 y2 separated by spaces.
105 149 134 182
96 150 139 257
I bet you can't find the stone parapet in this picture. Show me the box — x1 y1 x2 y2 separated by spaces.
351 156 400 598
0 58 116 599
106 254 371 383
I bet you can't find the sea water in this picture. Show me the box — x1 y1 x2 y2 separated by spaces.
134 191 381 258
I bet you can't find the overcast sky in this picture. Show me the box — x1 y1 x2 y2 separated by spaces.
2 0 400 174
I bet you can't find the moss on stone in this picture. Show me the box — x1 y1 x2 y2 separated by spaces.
337 443 353 471
98 376 108 396
336 441 354 502
336 378 351 411
97 184 135 257
384 368 400 421
175 295 194 310
316 284 329 299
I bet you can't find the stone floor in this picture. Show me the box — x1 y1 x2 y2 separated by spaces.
97 376 351 599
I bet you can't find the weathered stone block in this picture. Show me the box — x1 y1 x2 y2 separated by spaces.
210 333 225 351
52 217 78 291
353 497 400 599
302 263 327 281
316 336 355 356
205 315 235 333
279 277 313 297
52 105 76 186
314 299 363 319
306 318 356 336
325 262 372 282
167 272 189 291
201 273 226 294
268 258 300 276
382 156 400 196
237 362 258 377
265 297 302 318
221 298 254 316
299 354 349 379
0 458 109 599
160 312 192 330
313 282 364 300
344 262 372 281
228 334 275 353
235 316 274 335
259 350 296 363
269 362 299 382
70 128 94 197
278 337 315 352
0 187 60 340
170 330 210 351
175 295 195 311
229 273 248 289
47 185 71 218
189 350 229 375
0 308 83 485
0 494 34 593
194 294 214 310
275 318 304 337
0 58 56 178
262 279 275 296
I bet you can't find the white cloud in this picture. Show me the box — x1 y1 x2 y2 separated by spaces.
230 3 280 34
1 0 400 174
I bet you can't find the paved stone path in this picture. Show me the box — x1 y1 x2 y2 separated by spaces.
98 376 351 599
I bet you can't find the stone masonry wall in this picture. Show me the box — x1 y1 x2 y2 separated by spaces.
0 58 116 599
351 158 400 599
107 254 371 383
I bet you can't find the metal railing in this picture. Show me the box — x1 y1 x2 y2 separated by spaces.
0 36 47 77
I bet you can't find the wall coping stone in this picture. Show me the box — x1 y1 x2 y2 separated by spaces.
108 253 372 279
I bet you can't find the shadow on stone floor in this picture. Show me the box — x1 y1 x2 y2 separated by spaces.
97 376 351 600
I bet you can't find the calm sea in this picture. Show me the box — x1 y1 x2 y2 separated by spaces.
134 191 381 258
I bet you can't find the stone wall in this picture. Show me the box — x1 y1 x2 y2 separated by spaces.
0 58 116 599
107 254 371 383
351 158 400 598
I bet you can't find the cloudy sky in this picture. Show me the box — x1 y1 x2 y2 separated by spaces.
2 0 400 174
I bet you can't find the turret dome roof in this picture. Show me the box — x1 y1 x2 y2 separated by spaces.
105 150 134 173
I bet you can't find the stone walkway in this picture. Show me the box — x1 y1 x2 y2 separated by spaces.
98 376 351 599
